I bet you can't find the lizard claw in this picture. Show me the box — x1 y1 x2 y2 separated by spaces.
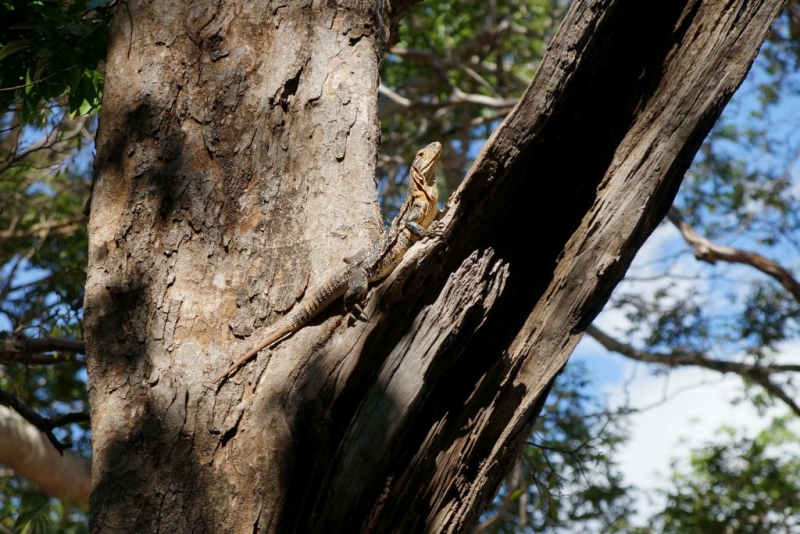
344 299 369 323
423 219 447 241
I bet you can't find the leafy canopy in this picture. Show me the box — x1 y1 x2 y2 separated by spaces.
0 0 113 123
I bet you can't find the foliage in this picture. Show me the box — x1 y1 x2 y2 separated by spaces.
0 0 114 122
647 418 800 533
0 474 88 533
0 107 92 529
0 108 91 350
477 362 636 533
378 0 568 210
0 1 107 528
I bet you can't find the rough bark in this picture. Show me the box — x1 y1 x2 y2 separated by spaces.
85 0 785 532
86 1 404 531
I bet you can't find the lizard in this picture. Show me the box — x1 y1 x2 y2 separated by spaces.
215 141 442 384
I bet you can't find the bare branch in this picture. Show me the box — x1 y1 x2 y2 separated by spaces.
0 389 88 453
0 214 86 244
389 47 497 92
450 87 518 108
442 109 511 137
587 324 800 417
668 206 800 303
0 255 23 302
745 371 800 418
378 83 518 112
378 84 413 108
20 336 86 354
471 462 522 534
1 333 85 365
0 352 82 365
0 405 90 505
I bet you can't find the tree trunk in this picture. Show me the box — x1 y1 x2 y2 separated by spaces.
85 0 785 532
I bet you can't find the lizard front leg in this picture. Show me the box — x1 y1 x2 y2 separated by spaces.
343 266 369 319
405 194 433 238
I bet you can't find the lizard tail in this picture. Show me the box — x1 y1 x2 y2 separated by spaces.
215 273 348 385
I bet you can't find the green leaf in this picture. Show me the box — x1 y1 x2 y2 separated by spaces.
509 488 526 500
78 97 92 116
0 39 31 62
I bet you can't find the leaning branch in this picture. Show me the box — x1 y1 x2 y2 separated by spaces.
0 389 89 453
378 84 518 111
586 324 800 417
1 333 85 364
0 215 86 244
667 206 800 303
0 404 90 504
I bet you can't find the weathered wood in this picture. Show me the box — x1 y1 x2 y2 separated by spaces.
84 0 785 532
308 0 786 531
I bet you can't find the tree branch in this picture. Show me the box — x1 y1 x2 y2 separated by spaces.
0 215 86 244
389 47 497 92
586 324 800 417
0 389 89 453
1 333 85 364
0 112 90 175
325 1 788 528
378 83 518 112
667 206 800 303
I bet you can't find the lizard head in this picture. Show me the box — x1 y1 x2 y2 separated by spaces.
411 141 442 187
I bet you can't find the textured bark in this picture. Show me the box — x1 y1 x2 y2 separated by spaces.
86 1 402 531
85 0 785 532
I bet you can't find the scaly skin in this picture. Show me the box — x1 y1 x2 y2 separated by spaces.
215 142 442 384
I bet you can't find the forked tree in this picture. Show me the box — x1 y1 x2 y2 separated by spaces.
85 0 785 531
